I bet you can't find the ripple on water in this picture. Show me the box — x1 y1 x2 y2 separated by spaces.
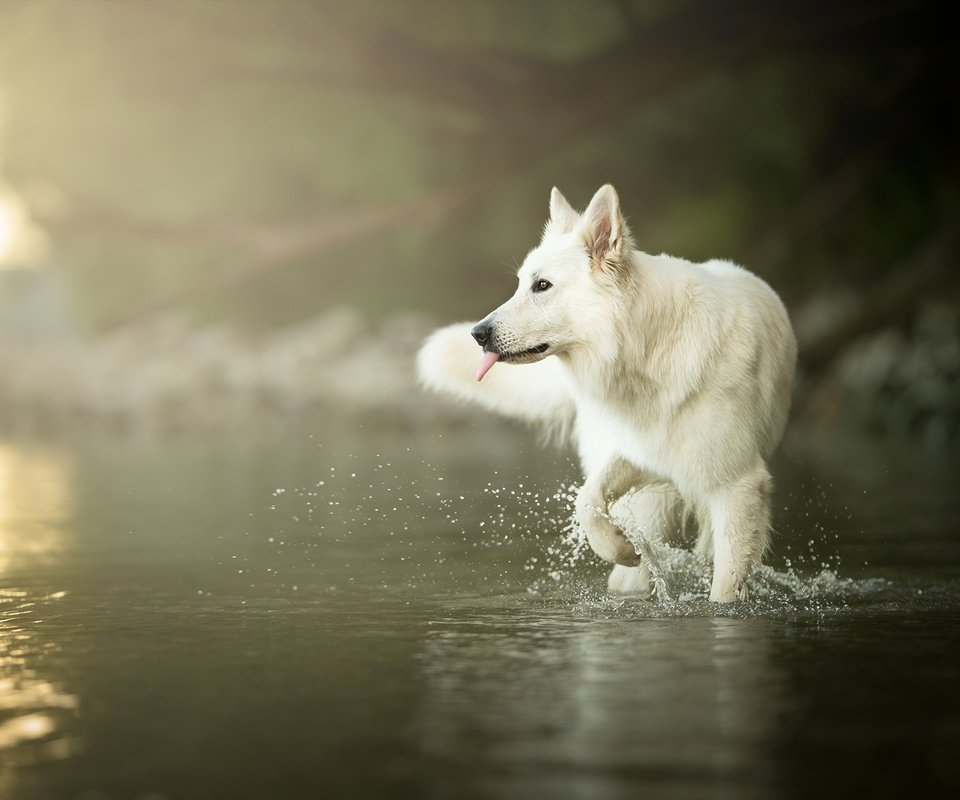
0 589 79 765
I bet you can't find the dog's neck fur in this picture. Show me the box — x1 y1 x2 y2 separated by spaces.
560 248 687 414
560 250 642 394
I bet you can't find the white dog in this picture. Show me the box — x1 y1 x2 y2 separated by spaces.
418 185 796 602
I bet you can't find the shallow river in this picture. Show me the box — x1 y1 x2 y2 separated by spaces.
1 422 958 799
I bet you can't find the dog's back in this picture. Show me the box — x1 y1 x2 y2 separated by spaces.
635 253 797 463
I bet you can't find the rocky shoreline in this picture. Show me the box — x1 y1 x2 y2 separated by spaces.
2 304 957 444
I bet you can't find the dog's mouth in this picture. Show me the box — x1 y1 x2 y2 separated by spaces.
500 343 550 362
476 343 550 382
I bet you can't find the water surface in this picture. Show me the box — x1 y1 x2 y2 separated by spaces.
1 424 958 799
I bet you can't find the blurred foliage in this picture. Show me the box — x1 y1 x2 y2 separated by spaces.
0 0 956 337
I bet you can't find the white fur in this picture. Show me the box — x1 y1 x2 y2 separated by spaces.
418 185 797 602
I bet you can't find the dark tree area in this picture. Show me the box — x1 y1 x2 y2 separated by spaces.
0 0 956 439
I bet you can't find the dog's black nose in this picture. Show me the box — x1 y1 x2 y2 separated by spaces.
471 322 492 347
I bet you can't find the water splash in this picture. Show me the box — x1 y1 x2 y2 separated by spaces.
256 450 907 617
521 503 896 617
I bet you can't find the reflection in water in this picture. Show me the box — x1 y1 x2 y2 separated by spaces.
0 606 78 746
0 442 72 574
416 608 782 798
0 711 55 747
0 590 78 765
0 443 78 778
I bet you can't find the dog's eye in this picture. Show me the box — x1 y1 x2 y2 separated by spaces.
533 278 552 293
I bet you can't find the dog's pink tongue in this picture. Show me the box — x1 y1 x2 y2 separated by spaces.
476 351 499 382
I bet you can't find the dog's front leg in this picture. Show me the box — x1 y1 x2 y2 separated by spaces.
575 457 641 566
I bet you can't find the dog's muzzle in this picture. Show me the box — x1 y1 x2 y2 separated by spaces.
471 321 494 349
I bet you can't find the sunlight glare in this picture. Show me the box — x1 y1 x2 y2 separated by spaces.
0 197 15 261
0 188 48 268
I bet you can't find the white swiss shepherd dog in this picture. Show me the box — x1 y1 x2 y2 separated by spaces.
418 185 797 603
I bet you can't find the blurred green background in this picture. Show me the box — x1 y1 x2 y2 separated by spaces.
0 0 956 438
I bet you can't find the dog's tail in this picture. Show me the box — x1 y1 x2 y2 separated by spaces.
417 322 576 441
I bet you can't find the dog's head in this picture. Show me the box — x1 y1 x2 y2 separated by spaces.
472 184 634 381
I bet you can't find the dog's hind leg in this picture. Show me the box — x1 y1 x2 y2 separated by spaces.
607 483 685 595
703 462 773 603
608 562 653 594
613 483 685 546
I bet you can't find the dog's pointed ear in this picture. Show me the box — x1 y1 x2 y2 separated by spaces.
545 186 579 235
582 184 628 271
